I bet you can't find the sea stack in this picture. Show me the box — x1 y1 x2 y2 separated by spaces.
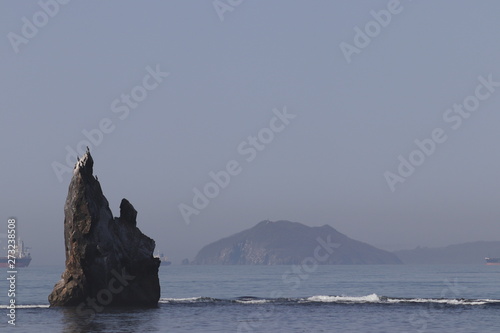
49 150 160 307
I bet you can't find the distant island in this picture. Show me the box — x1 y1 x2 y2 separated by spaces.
192 220 402 265
394 241 500 265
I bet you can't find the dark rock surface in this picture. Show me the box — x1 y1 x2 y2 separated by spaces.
192 220 402 265
49 150 160 307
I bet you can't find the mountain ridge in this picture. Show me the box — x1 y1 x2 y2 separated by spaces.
394 240 500 264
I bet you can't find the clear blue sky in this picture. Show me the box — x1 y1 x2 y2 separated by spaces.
2 1 500 265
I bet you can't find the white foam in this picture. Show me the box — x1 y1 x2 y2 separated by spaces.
307 294 381 303
386 298 493 305
235 299 270 304
305 294 494 306
0 304 50 309
155 295 500 306
478 299 500 303
159 297 203 303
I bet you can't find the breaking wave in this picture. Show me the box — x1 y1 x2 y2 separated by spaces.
6 295 498 309
159 294 500 306
305 294 381 303
0 304 50 309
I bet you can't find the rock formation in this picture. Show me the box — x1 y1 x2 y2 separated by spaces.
192 220 402 265
49 150 160 307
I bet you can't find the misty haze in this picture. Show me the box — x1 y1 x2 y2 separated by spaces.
1 1 500 332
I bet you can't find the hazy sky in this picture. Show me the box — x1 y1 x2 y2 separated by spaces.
2 1 500 265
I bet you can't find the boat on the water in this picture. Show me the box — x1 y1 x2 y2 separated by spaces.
154 251 172 266
485 257 500 265
0 239 31 268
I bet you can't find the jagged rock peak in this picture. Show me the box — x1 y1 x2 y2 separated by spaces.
120 198 137 227
74 146 93 174
49 148 160 308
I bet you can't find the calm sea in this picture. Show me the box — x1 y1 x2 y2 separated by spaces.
1 264 499 332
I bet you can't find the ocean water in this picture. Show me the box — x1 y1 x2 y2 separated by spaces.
1 264 499 332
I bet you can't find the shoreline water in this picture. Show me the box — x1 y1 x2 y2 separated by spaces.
1 265 499 332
